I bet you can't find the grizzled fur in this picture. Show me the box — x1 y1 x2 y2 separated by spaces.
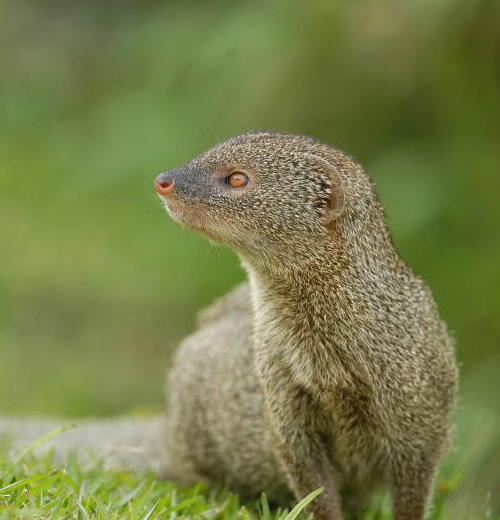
161 132 458 520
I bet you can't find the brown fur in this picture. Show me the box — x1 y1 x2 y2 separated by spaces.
160 132 458 519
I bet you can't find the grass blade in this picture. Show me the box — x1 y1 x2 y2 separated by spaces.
283 488 323 520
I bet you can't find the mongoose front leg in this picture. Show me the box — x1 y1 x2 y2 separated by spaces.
263 375 343 520
391 456 437 520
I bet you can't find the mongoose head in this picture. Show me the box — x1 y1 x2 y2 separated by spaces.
156 132 382 270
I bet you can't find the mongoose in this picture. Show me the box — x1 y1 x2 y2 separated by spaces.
0 131 458 520
155 132 458 520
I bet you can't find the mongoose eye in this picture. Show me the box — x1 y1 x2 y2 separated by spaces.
226 172 249 188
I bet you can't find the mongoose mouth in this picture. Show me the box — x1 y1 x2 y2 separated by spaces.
158 193 224 244
158 194 198 226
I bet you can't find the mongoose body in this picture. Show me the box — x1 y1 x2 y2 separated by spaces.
158 132 458 520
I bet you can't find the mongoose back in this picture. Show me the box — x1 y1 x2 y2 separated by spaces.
157 131 458 520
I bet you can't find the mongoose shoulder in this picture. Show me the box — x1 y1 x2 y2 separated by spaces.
156 131 458 520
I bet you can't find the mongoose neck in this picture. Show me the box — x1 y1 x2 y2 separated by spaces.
240 231 403 298
245 252 423 396
243 243 416 362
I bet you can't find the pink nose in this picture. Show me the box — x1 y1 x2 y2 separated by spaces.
155 173 175 196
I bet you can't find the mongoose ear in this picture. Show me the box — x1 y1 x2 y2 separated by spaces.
303 153 345 223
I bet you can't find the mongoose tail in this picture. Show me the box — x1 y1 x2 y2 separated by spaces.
0 416 166 475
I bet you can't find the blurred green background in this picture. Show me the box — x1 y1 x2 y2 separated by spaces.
0 0 499 516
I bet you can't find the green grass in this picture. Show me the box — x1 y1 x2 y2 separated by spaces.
0 449 321 520
0 453 479 520
1 402 499 520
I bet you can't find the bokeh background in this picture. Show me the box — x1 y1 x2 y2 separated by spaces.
1 0 499 517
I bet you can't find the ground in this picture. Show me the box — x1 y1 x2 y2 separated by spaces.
1 407 497 520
